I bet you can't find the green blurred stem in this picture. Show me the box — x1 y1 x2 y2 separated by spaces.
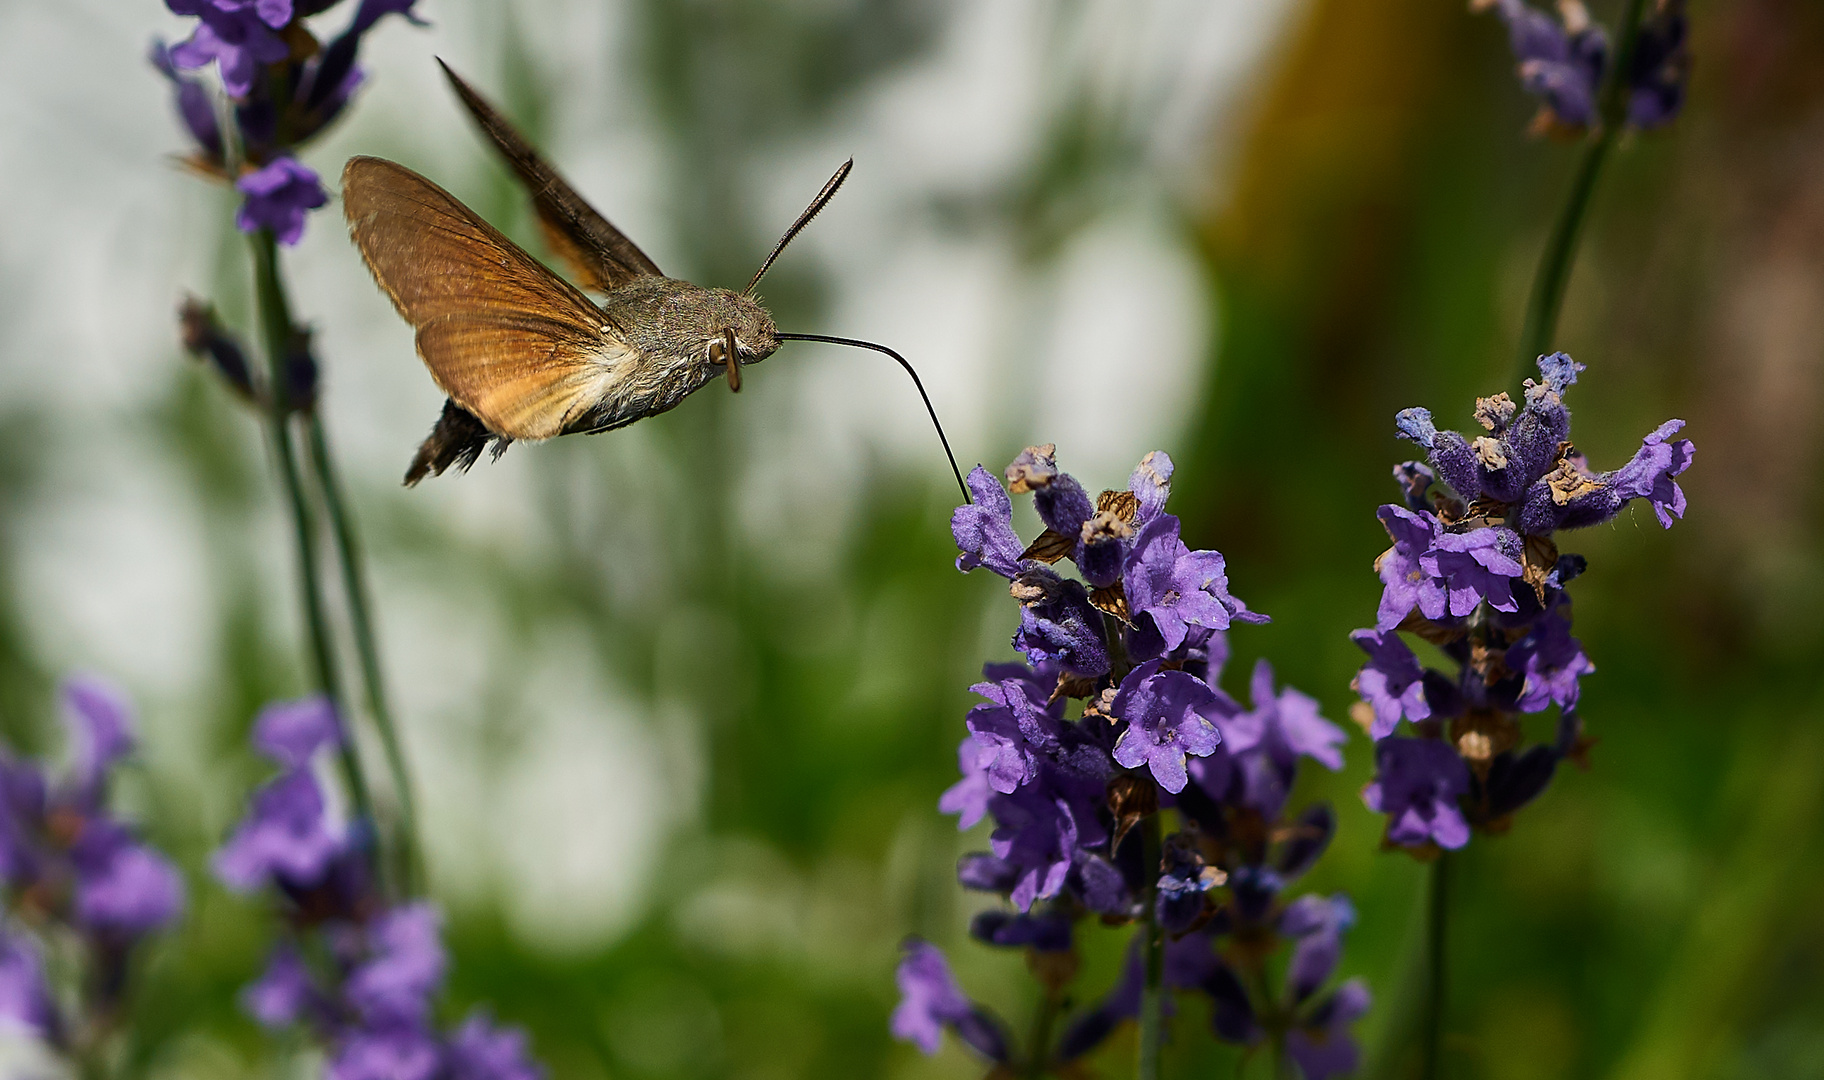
248 229 381 869
1137 811 1165 1080
1025 980 1059 1079
304 415 422 894
1514 0 1650 380
1419 853 1449 1080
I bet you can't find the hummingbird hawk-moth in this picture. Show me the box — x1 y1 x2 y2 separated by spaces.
344 61 963 495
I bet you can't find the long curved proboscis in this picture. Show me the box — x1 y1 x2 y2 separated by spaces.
776 332 970 504
745 160 853 297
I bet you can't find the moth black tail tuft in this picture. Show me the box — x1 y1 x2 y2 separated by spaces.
404 399 510 486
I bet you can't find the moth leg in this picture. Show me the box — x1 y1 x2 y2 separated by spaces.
714 327 742 393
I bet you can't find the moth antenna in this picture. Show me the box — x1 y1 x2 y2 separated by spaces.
776 332 970 503
744 159 853 297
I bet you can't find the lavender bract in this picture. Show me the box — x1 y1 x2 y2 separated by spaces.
895 446 1368 1071
1351 355 1693 851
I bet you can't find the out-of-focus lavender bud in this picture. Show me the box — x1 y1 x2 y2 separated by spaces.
179 297 261 404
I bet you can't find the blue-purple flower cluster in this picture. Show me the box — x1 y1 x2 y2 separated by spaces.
894 446 1369 1077
153 0 425 243
218 697 543 1080
1350 354 1693 852
0 679 184 1051
1474 0 1689 133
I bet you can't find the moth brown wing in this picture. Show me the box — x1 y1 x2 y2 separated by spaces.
413 314 620 440
437 59 663 290
342 155 613 441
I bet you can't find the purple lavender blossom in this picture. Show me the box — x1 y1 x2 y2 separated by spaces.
1281 894 1354 1003
1478 0 1608 127
1127 451 1174 526
1363 739 1471 850
1125 515 1268 652
1010 570 1109 677
1210 661 1345 818
1628 0 1689 128
1374 505 1449 630
987 767 1106 911
235 157 329 245
166 8 291 98
1111 660 1225 794
447 1012 547 1080
344 903 446 1024
0 679 185 941
953 465 1024 577
1286 980 1371 1080
937 739 993 830
1420 527 1525 616
243 945 318 1028
330 1026 443 1080
0 933 57 1040
1350 629 1430 738
215 766 349 891
150 40 224 157
1507 601 1595 713
253 695 343 768
70 824 185 935
962 665 1066 794
890 940 1008 1061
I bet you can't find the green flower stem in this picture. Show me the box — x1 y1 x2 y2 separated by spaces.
1419 853 1450 1080
1025 977 1060 1080
1514 0 1651 381
248 228 382 880
304 414 422 894
1137 811 1165 1080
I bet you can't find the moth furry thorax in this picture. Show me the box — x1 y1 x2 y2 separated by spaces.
599 278 779 367
564 279 779 437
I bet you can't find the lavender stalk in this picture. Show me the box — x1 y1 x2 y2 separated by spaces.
249 227 382 881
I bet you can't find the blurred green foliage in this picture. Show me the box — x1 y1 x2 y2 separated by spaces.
1 0 1821 1078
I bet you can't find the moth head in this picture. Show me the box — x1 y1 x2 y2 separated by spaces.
708 290 780 367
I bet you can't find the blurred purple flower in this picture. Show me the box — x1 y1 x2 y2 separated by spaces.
344 902 446 1024
329 1024 443 1080
165 8 291 98
1281 893 1354 1003
890 940 1008 1061
253 695 343 768
1363 739 1471 850
215 768 349 892
0 933 57 1041
70 824 185 935
243 945 317 1029
1286 980 1371 1080
235 156 329 245
448 1012 546 1080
